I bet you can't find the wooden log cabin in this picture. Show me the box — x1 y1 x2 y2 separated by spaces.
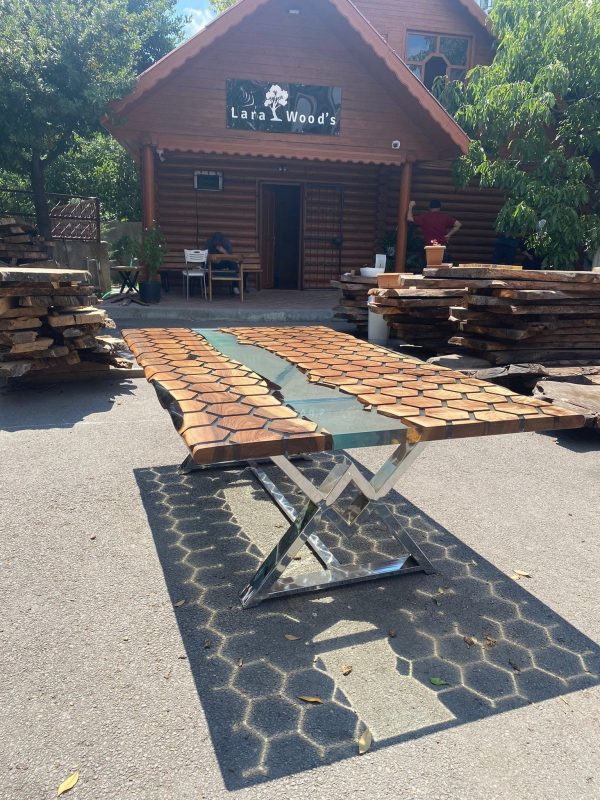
104 0 500 289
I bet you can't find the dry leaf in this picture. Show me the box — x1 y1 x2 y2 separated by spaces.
57 771 79 796
89 535 96 541
388 628 397 638
508 660 521 672
341 664 353 676
511 569 532 580
358 728 372 755
293 554 302 560
430 677 449 686
484 636 497 649
203 639 212 649
463 635 478 647
298 696 323 704
285 634 301 641
178 654 187 660
174 599 185 608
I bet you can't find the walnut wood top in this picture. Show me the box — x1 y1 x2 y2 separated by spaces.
222 326 584 440
123 326 584 465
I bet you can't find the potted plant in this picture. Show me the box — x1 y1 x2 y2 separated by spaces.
109 234 139 266
138 226 166 304
424 239 446 267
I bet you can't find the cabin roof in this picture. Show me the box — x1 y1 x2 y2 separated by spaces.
107 0 471 155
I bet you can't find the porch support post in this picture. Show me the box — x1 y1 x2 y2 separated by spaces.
141 144 156 231
395 161 412 271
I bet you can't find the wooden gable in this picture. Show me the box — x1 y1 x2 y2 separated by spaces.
107 0 468 165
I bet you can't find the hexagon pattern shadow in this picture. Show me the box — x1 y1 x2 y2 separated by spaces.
134 455 600 790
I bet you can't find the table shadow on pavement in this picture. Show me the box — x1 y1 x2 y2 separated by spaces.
135 455 600 790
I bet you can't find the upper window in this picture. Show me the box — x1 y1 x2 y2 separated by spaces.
406 32 469 90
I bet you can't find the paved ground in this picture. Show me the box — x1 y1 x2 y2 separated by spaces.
1 375 599 800
108 288 339 325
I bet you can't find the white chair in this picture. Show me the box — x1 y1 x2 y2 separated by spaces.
183 249 209 300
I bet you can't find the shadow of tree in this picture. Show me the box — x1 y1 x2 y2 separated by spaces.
134 454 600 789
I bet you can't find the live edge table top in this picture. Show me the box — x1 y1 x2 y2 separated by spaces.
122 326 584 465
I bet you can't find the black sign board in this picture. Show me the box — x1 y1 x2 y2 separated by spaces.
226 79 341 136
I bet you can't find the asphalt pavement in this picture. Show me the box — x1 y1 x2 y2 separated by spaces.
1 376 599 800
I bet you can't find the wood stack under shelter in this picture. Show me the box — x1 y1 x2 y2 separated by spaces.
0 218 51 264
420 266 600 365
367 274 467 348
332 272 377 333
0 263 126 381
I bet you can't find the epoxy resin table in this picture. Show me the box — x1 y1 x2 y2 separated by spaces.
123 327 584 607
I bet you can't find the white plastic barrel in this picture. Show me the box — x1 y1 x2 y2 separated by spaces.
367 299 389 345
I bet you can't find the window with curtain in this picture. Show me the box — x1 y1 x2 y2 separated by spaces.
405 32 470 89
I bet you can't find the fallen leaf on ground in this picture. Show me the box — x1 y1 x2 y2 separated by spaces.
430 677 449 687
293 554 302 560
358 728 372 755
341 664 353 676
57 771 79 796
508 660 521 672
388 629 397 638
511 569 532 580
484 636 497 649
178 654 188 660
464 636 478 647
298 696 323 704
285 634 301 641
164 667 173 680
89 535 96 541
174 599 185 607
203 639 212 649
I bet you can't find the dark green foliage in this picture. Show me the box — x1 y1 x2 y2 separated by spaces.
440 0 600 268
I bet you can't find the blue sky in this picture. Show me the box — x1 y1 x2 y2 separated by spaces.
176 0 216 39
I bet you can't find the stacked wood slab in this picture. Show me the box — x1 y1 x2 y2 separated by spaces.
422 266 600 366
367 274 467 348
0 218 50 263
0 263 122 381
331 273 377 332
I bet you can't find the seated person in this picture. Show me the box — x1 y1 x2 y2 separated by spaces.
205 232 241 293
205 232 237 271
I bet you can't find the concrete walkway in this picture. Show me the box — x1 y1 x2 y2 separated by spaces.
1 378 599 800
107 288 339 325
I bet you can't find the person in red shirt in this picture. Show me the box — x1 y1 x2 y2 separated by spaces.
407 199 461 247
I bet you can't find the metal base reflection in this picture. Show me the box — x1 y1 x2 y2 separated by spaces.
240 440 435 608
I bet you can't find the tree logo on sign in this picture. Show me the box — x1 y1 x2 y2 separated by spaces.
264 84 288 121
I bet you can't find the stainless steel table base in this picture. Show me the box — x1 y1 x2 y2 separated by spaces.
240 440 435 608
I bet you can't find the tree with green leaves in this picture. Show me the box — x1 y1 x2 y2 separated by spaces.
208 0 237 13
446 0 600 268
0 0 183 238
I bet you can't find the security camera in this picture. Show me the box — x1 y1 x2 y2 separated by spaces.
156 148 166 162
391 140 401 150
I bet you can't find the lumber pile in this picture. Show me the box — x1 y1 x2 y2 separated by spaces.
421 266 600 366
331 273 377 332
0 218 51 263
0 263 127 381
367 273 467 348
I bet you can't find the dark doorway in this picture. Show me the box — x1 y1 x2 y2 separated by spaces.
261 184 302 289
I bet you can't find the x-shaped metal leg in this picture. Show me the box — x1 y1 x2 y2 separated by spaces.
240 440 434 608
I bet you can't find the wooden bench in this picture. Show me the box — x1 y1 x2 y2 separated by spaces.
241 252 262 291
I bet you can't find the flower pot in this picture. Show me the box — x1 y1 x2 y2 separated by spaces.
138 280 161 304
424 245 446 267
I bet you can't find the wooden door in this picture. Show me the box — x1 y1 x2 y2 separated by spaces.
260 184 276 289
302 184 344 288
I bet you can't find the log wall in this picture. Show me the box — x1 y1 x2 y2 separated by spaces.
353 0 494 66
156 154 504 286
